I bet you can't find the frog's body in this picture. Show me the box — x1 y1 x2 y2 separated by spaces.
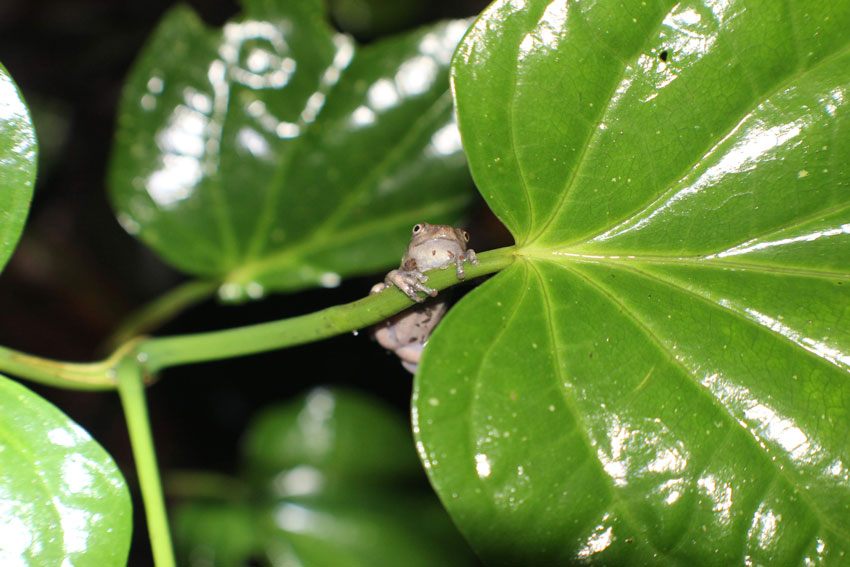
370 295 448 373
382 223 478 302
370 223 478 372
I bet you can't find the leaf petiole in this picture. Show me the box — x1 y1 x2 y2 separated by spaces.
0 247 516 386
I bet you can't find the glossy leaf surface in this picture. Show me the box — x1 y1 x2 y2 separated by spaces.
175 388 475 567
109 0 473 299
0 63 36 274
414 1 850 564
0 374 132 566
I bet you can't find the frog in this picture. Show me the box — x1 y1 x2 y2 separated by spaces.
370 223 478 372
377 222 478 302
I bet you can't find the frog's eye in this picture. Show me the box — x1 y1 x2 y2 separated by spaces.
412 223 424 234
462 231 470 242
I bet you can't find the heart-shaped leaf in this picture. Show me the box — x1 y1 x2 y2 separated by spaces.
414 1 850 564
0 374 132 566
0 63 36 274
109 0 473 300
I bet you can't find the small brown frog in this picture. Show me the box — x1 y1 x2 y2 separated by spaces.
370 223 478 372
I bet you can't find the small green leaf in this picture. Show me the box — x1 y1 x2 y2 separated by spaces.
0 63 36 274
415 1 850 564
0 374 132 566
176 388 475 566
109 1 473 299
242 387 420 483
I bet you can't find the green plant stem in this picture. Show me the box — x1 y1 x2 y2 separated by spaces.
138 248 515 374
117 358 176 567
0 338 144 391
103 279 219 353
0 247 516 386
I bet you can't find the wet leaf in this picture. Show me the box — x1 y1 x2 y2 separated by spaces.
0 63 36 274
414 1 850 564
109 0 473 300
0 374 132 566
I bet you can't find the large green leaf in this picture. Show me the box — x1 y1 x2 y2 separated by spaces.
109 0 473 300
174 388 474 566
0 63 36 274
0 374 132 566
414 0 850 564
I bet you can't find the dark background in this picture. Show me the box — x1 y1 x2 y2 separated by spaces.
0 0 498 564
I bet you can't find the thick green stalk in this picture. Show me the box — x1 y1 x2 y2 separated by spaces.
0 338 144 390
137 248 515 374
117 358 175 567
0 246 515 567
0 247 515 386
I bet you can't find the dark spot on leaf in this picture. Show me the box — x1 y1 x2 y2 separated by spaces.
589 352 593 358
659 50 668 61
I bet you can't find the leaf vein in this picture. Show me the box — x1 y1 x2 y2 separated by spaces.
563 30 850 249
529 260 668 558
590 259 850 539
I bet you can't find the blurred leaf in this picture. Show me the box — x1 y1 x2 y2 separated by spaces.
0 63 36 274
109 0 474 300
414 0 850 564
242 387 419 483
255 497 471 567
0 374 132 566
175 387 475 567
328 0 425 38
173 502 260 566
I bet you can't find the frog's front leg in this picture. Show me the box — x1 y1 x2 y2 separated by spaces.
440 248 479 279
460 248 479 278
384 268 437 303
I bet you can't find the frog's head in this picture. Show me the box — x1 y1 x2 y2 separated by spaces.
409 222 469 248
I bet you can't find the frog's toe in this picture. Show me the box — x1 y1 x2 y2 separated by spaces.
455 261 467 279
413 282 437 300
370 282 389 295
